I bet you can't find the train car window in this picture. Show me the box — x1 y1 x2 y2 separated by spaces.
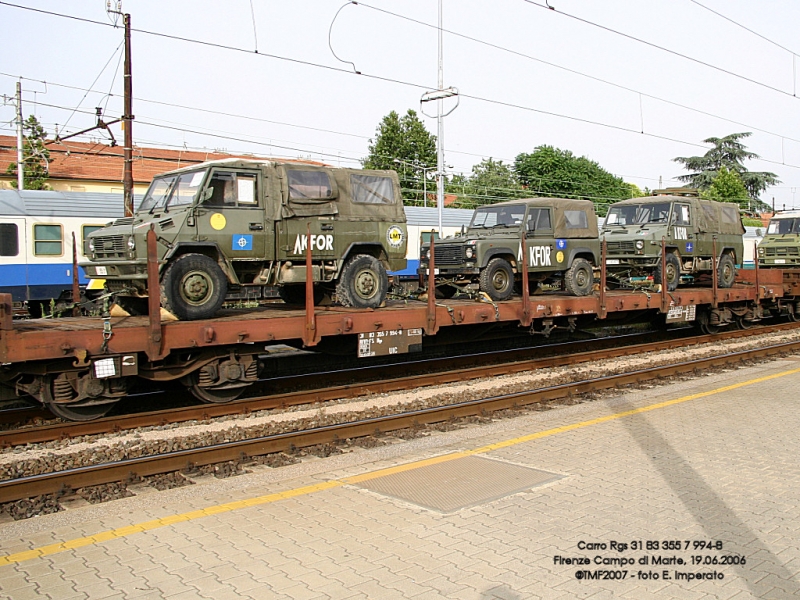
34 224 63 256
0 223 19 256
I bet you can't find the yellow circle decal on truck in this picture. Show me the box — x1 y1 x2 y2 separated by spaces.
210 213 227 230
387 225 405 248
556 251 564 263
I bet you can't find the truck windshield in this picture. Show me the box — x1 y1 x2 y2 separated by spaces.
605 202 671 226
767 218 800 234
139 170 205 212
470 205 526 228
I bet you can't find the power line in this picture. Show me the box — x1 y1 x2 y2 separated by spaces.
522 0 799 100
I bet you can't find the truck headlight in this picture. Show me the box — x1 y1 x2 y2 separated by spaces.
127 236 136 250
88 238 95 252
635 240 644 250
465 247 474 259
758 247 765 256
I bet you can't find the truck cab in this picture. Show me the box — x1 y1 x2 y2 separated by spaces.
82 159 407 319
602 190 744 291
418 198 600 300
757 210 800 267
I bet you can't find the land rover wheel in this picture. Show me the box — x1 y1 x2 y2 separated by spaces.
564 258 594 296
336 254 388 309
717 253 736 288
654 252 681 292
480 258 514 301
161 253 228 320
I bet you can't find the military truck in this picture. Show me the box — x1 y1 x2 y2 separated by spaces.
417 198 600 300
757 210 800 267
601 190 744 291
82 159 408 320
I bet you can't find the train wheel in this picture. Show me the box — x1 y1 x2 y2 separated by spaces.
161 253 228 320
479 258 514 301
186 372 247 404
654 253 681 292
788 304 800 322
40 374 117 421
736 316 755 329
697 310 723 335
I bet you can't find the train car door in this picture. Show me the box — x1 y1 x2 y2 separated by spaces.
0 217 28 302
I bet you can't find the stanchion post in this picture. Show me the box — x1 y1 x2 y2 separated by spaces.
71 232 81 317
660 238 668 313
599 239 607 319
146 225 163 360
426 231 438 335
712 237 719 308
304 223 318 347
520 232 531 327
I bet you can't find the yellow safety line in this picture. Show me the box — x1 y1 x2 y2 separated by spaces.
2 366 799 566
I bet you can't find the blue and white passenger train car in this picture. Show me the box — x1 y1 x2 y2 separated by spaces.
0 190 139 315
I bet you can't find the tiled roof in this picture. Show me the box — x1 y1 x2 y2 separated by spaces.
0 135 325 184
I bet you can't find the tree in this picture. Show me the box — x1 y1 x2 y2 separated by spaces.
673 132 779 201
362 109 437 205
513 145 631 214
5 115 52 190
446 158 523 208
701 167 750 208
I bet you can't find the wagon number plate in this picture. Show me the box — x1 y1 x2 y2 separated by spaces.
358 328 423 358
666 304 697 323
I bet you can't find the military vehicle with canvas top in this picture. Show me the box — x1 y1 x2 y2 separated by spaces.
757 210 800 267
601 190 744 291
82 159 408 320
417 198 600 300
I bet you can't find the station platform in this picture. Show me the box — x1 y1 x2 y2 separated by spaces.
1 357 800 599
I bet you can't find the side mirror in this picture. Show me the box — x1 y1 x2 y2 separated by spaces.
201 188 213 202
756 228 763 237
460 224 466 235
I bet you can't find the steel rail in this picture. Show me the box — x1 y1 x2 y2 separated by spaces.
1 337 799 503
2 322 799 447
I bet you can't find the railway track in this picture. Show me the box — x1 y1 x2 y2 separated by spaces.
3 323 793 446
1 322 799 504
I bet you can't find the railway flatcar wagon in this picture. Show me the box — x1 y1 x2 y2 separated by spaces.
0 190 138 316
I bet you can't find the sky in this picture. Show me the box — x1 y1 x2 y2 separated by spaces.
2 0 800 209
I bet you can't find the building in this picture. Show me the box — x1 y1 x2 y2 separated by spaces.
0 135 324 193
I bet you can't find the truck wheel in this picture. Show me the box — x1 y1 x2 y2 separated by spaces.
336 254 388 309
479 258 514 301
654 253 681 292
717 253 736 288
564 258 594 296
161 253 228 320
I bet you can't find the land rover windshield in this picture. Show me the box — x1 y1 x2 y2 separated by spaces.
605 202 671 226
767 218 800 235
470 204 526 228
138 169 206 212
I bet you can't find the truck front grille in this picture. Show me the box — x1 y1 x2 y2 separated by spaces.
433 246 465 266
93 235 126 258
605 241 636 253
765 247 800 256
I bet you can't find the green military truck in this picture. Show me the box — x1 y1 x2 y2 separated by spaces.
418 198 600 300
601 190 744 291
757 210 800 267
82 159 408 320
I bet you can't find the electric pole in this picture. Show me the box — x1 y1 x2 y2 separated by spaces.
122 12 134 217
16 81 23 191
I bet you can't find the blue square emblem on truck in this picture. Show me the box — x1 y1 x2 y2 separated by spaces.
556 239 567 250
232 234 253 251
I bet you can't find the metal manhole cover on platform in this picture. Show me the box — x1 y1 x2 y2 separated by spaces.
353 456 562 513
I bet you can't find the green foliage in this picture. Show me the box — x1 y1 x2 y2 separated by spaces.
513 145 631 214
626 183 644 199
362 109 437 205
673 132 779 200
700 167 750 207
5 115 51 190
446 158 523 209
742 217 764 227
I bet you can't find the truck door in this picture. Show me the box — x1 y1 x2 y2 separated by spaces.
195 169 269 261
524 208 555 271
671 203 693 259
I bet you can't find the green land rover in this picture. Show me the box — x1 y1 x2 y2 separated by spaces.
82 159 408 320
418 198 601 300
602 191 744 291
